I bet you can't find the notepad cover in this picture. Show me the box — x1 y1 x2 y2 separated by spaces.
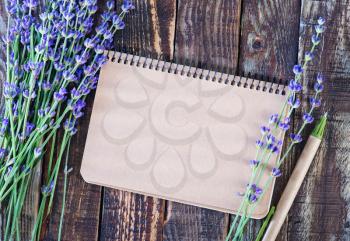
81 53 287 218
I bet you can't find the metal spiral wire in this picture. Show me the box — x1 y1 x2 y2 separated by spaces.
105 51 287 95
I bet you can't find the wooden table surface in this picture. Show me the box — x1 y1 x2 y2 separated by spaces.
1 0 350 240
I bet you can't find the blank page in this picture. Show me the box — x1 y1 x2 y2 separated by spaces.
81 52 287 219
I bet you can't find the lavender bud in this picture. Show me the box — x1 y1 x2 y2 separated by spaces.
290 133 302 143
260 126 270 135
287 96 301 109
288 79 302 92
304 51 314 61
303 113 314 124
41 180 54 195
315 25 325 34
317 17 325 25
256 140 264 148
34 147 42 158
271 167 282 177
249 160 260 167
121 0 135 12
311 34 321 45
23 89 37 99
309 97 321 108
42 82 52 91
269 114 278 124
84 38 95 49
107 0 115 10
0 148 7 158
266 134 276 144
314 82 324 92
278 122 290 131
23 0 39 10
293 65 303 75
316 73 324 84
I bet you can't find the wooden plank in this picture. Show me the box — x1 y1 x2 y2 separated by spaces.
234 0 301 240
100 1 176 240
162 0 241 240
288 1 350 239
41 94 102 241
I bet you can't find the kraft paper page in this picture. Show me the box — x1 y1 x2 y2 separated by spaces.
81 53 287 219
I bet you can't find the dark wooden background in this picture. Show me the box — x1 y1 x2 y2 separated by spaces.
0 0 350 240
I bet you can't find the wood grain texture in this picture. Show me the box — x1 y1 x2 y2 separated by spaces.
162 0 241 240
41 94 102 241
100 1 176 241
173 0 241 73
287 0 350 240
239 0 301 80
235 1 301 240
100 191 164 241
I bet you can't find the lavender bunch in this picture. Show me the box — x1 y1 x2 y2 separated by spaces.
1 0 134 240
226 17 326 241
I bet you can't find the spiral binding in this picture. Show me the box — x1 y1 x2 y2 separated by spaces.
106 51 287 95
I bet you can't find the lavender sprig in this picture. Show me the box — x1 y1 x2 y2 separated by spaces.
226 17 326 241
1 0 133 240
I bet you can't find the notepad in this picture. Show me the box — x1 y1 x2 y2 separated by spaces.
81 52 287 219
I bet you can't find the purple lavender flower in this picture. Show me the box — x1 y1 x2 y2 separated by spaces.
266 133 276 144
84 66 95 76
278 121 290 131
305 51 314 61
288 96 301 109
23 89 37 99
63 119 75 132
314 82 324 92
103 30 113 40
269 114 279 124
23 0 39 10
0 118 9 136
290 133 302 143
84 38 95 49
288 79 302 92
249 160 260 167
293 65 303 75
53 88 67 102
315 25 325 34
260 126 270 135
318 17 325 25
96 55 108 67
249 194 257 203
107 0 115 10
309 97 321 108
303 113 314 123
272 167 282 177
316 73 324 84
34 147 42 158
256 140 264 148
63 71 76 82
4 82 19 99
0 148 7 158
41 180 55 195
21 15 32 29
112 15 125 29
312 34 321 45
25 122 35 137
267 144 279 153
121 0 135 12
42 82 52 91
